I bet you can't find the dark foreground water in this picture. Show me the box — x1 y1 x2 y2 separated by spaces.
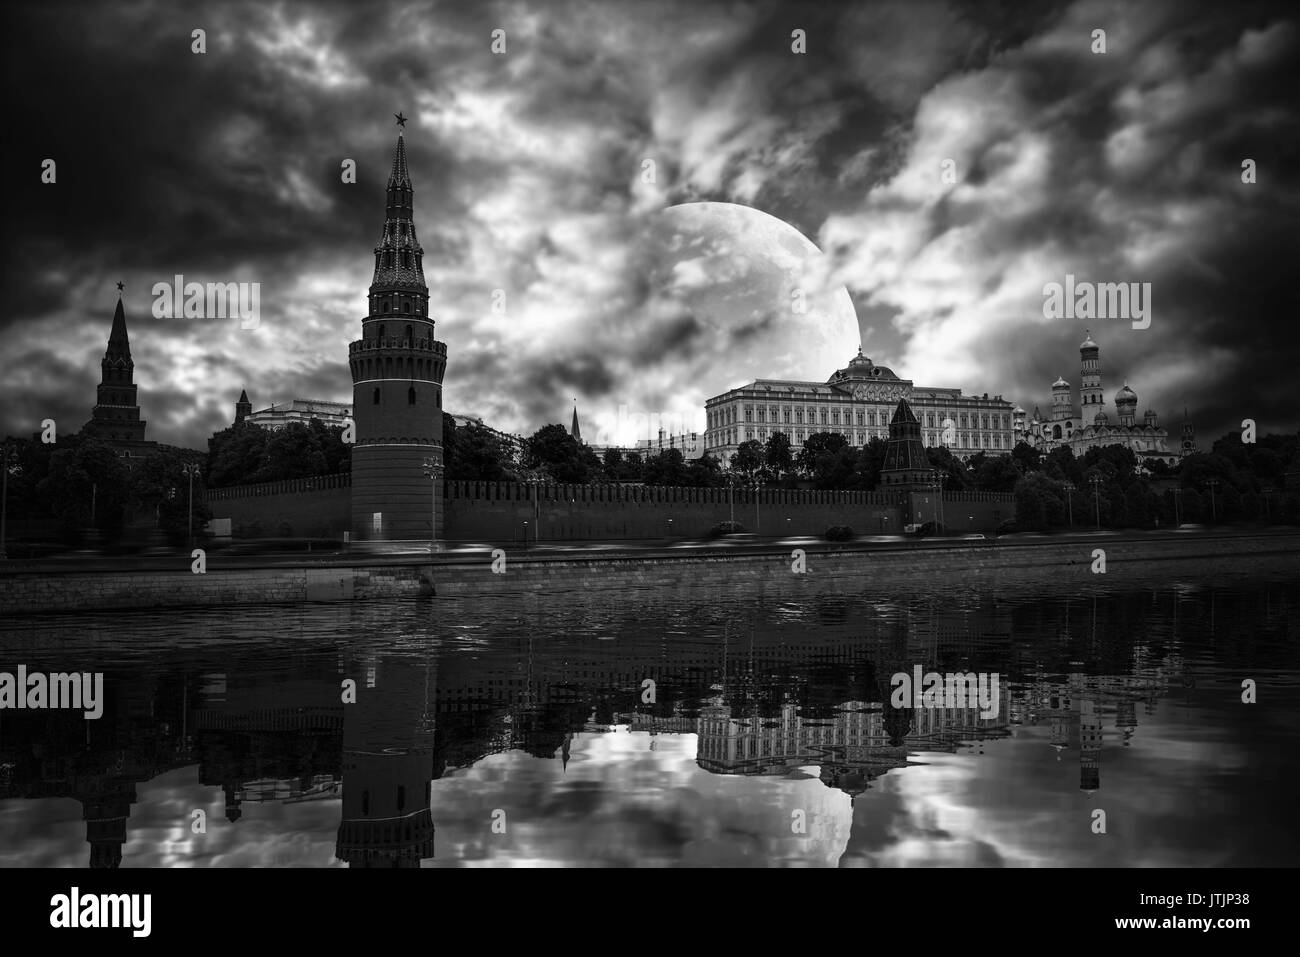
1 552 1297 867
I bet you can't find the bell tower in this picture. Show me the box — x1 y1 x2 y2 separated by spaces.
348 116 447 542
1079 330 1104 411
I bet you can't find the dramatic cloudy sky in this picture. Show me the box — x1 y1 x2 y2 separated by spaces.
3 0 1297 450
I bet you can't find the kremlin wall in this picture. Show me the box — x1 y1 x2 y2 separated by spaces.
205 474 1014 541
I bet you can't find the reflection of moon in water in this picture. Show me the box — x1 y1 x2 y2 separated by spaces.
652 202 860 387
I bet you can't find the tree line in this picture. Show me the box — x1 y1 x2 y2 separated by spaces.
5 417 1294 548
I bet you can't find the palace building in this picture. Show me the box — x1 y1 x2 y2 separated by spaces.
242 398 352 431
1013 331 1179 465
704 349 1014 465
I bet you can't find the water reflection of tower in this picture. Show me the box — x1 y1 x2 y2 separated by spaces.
1079 698 1101 793
223 781 242 823
82 781 136 869
336 658 436 868
1116 697 1137 746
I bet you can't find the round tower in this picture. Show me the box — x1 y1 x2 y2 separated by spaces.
1079 330 1104 411
348 121 448 543
335 659 436 867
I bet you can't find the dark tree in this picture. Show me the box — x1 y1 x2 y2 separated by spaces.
38 438 131 543
765 432 794 473
451 422 513 481
973 454 1021 493
925 445 970 491
1011 441 1043 474
732 440 764 479
522 424 591 483
797 432 848 475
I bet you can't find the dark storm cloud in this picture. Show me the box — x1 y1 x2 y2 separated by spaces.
821 1 1300 440
2 0 1296 449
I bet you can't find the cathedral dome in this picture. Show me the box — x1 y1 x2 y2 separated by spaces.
1052 376 1069 389
1115 384 1138 406
1093 410 1108 425
1080 330 1098 350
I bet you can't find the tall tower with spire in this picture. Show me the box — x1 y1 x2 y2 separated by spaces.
348 119 448 542
570 400 582 443
82 291 151 451
234 389 252 426
1078 330 1104 412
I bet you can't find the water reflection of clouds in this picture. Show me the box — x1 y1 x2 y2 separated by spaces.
425 732 852 867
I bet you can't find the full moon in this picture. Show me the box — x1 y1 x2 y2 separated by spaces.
590 202 861 447
652 201 860 387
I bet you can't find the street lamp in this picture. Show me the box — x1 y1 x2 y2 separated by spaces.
0 443 15 561
1172 487 1182 527
926 469 942 531
752 477 761 534
422 449 444 557
1206 477 1220 522
1062 481 1075 528
181 462 201 548
520 467 544 544
1088 474 1104 530
727 473 736 526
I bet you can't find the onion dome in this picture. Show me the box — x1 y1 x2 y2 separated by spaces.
1080 329 1098 350
1115 384 1137 406
1052 376 1069 389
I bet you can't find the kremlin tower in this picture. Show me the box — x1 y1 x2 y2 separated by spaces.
81 289 156 456
348 118 448 542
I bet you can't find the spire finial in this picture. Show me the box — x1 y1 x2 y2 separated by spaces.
394 111 407 128
116 281 124 296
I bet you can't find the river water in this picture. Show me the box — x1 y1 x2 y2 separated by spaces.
1 551 1297 867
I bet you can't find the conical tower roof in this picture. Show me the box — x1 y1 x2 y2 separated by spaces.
388 133 412 189
106 298 131 358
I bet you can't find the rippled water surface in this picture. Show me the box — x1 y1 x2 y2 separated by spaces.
2 552 1297 867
